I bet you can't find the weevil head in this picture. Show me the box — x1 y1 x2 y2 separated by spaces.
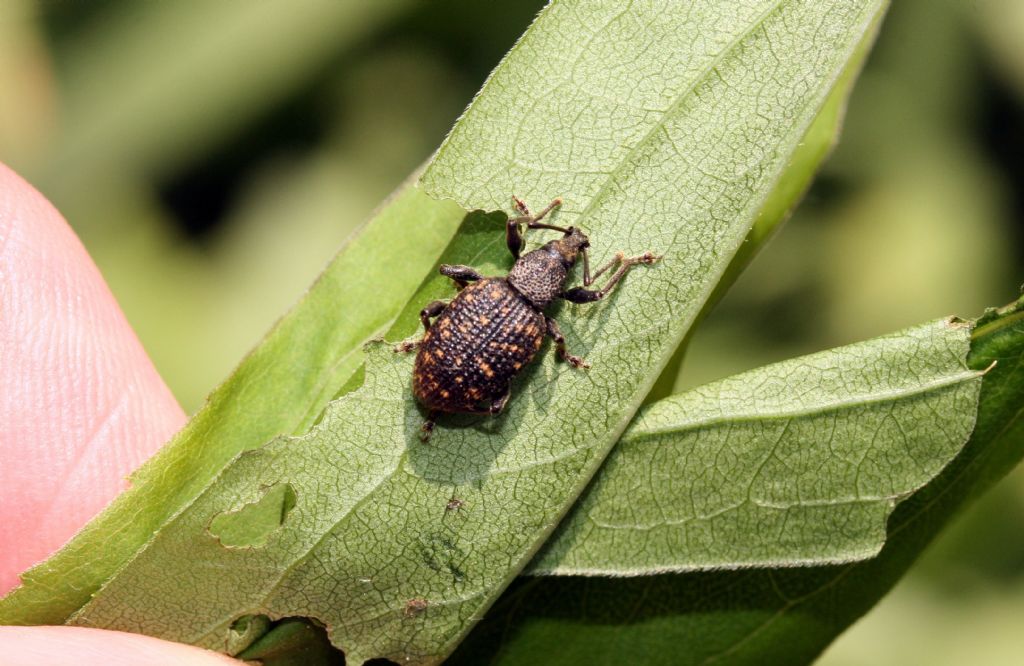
549 226 590 266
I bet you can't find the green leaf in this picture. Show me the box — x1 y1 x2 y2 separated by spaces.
63 2 887 664
208 482 298 549
0 182 465 625
644 22 872 403
444 298 1024 665
532 318 982 575
236 618 345 666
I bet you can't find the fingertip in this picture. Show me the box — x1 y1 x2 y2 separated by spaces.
0 162 187 593
0 626 241 666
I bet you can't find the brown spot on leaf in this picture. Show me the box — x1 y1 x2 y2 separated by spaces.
405 598 429 618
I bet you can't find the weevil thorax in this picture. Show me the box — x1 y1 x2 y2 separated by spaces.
507 227 590 309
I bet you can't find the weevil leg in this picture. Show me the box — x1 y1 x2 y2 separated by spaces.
561 252 660 304
420 411 439 443
506 215 529 259
526 198 569 234
396 300 446 351
419 300 448 332
528 197 563 224
507 196 567 259
512 195 532 216
581 250 624 286
488 390 512 414
439 264 483 289
545 316 589 369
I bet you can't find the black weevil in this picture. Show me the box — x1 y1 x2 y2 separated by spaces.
398 196 659 440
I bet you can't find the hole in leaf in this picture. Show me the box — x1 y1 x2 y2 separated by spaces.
226 614 272 655
235 616 346 665
208 483 297 548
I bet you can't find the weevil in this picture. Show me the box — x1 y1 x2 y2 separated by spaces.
398 196 659 440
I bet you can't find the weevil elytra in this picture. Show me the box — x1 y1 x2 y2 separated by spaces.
398 196 659 440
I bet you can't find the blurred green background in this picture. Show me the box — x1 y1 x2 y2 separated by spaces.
1 0 1021 663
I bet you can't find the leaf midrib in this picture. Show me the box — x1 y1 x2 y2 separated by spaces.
628 367 981 441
